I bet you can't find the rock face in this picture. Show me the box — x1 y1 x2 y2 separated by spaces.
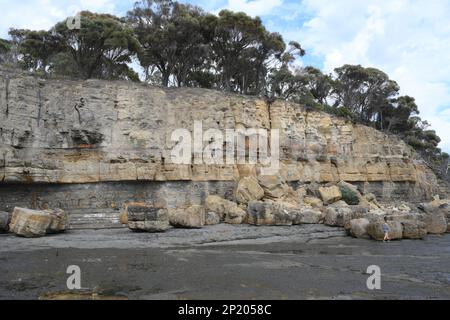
8 207 68 237
126 203 170 232
0 67 440 229
0 211 11 233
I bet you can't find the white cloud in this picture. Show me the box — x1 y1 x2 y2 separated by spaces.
295 0 450 152
219 0 283 16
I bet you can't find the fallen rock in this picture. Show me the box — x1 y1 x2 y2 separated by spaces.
324 203 353 227
205 195 246 224
423 211 447 234
364 193 381 208
303 196 323 208
338 181 361 205
127 203 170 232
401 221 427 239
46 209 69 233
9 208 53 238
398 203 411 212
367 221 403 241
319 185 342 205
235 177 264 204
169 205 205 229
418 202 447 234
257 175 287 199
295 186 307 201
0 211 11 233
349 218 370 239
205 212 221 225
247 201 293 226
293 209 324 224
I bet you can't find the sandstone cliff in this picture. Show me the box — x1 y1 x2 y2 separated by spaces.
0 67 439 228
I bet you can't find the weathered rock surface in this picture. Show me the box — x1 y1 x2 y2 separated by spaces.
247 201 293 226
292 209 324 224
367 221 403 241
46 208 69 233
419 202 448 234
257 175 288 199
235 177 264 204
8 207 68 237
0 67 442 230
126 203 170 232
169 205 205 229
349 218 370 239
319 185 342 205
401 221 427 239
324 203 355 227
205 195 246 224
0 211 11 233
205 212 221 226
303 196 323 208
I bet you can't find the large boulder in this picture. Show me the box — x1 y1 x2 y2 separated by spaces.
8 207 68 238
419 202 447 234
324 203 353 227
401 221 427 239
205 195 246 224
247 201 293 226
292 208 324 224
169 205 205 229
349 218 370 239
423 211 447 234
338 181 361 205
319 185 342 205
235 177 264 204
422 199 450 233
257 175 288 199
0 211 11 233
367 221 403 241
127 203 170 232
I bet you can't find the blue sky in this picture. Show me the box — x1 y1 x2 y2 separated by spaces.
1 0 449 152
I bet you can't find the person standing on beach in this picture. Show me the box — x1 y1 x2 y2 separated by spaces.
383 217 390 242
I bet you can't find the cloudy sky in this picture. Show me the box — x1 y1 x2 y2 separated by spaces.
1 0 449 152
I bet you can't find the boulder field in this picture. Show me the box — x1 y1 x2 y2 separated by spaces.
112 175 450 241
3 177 449 240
